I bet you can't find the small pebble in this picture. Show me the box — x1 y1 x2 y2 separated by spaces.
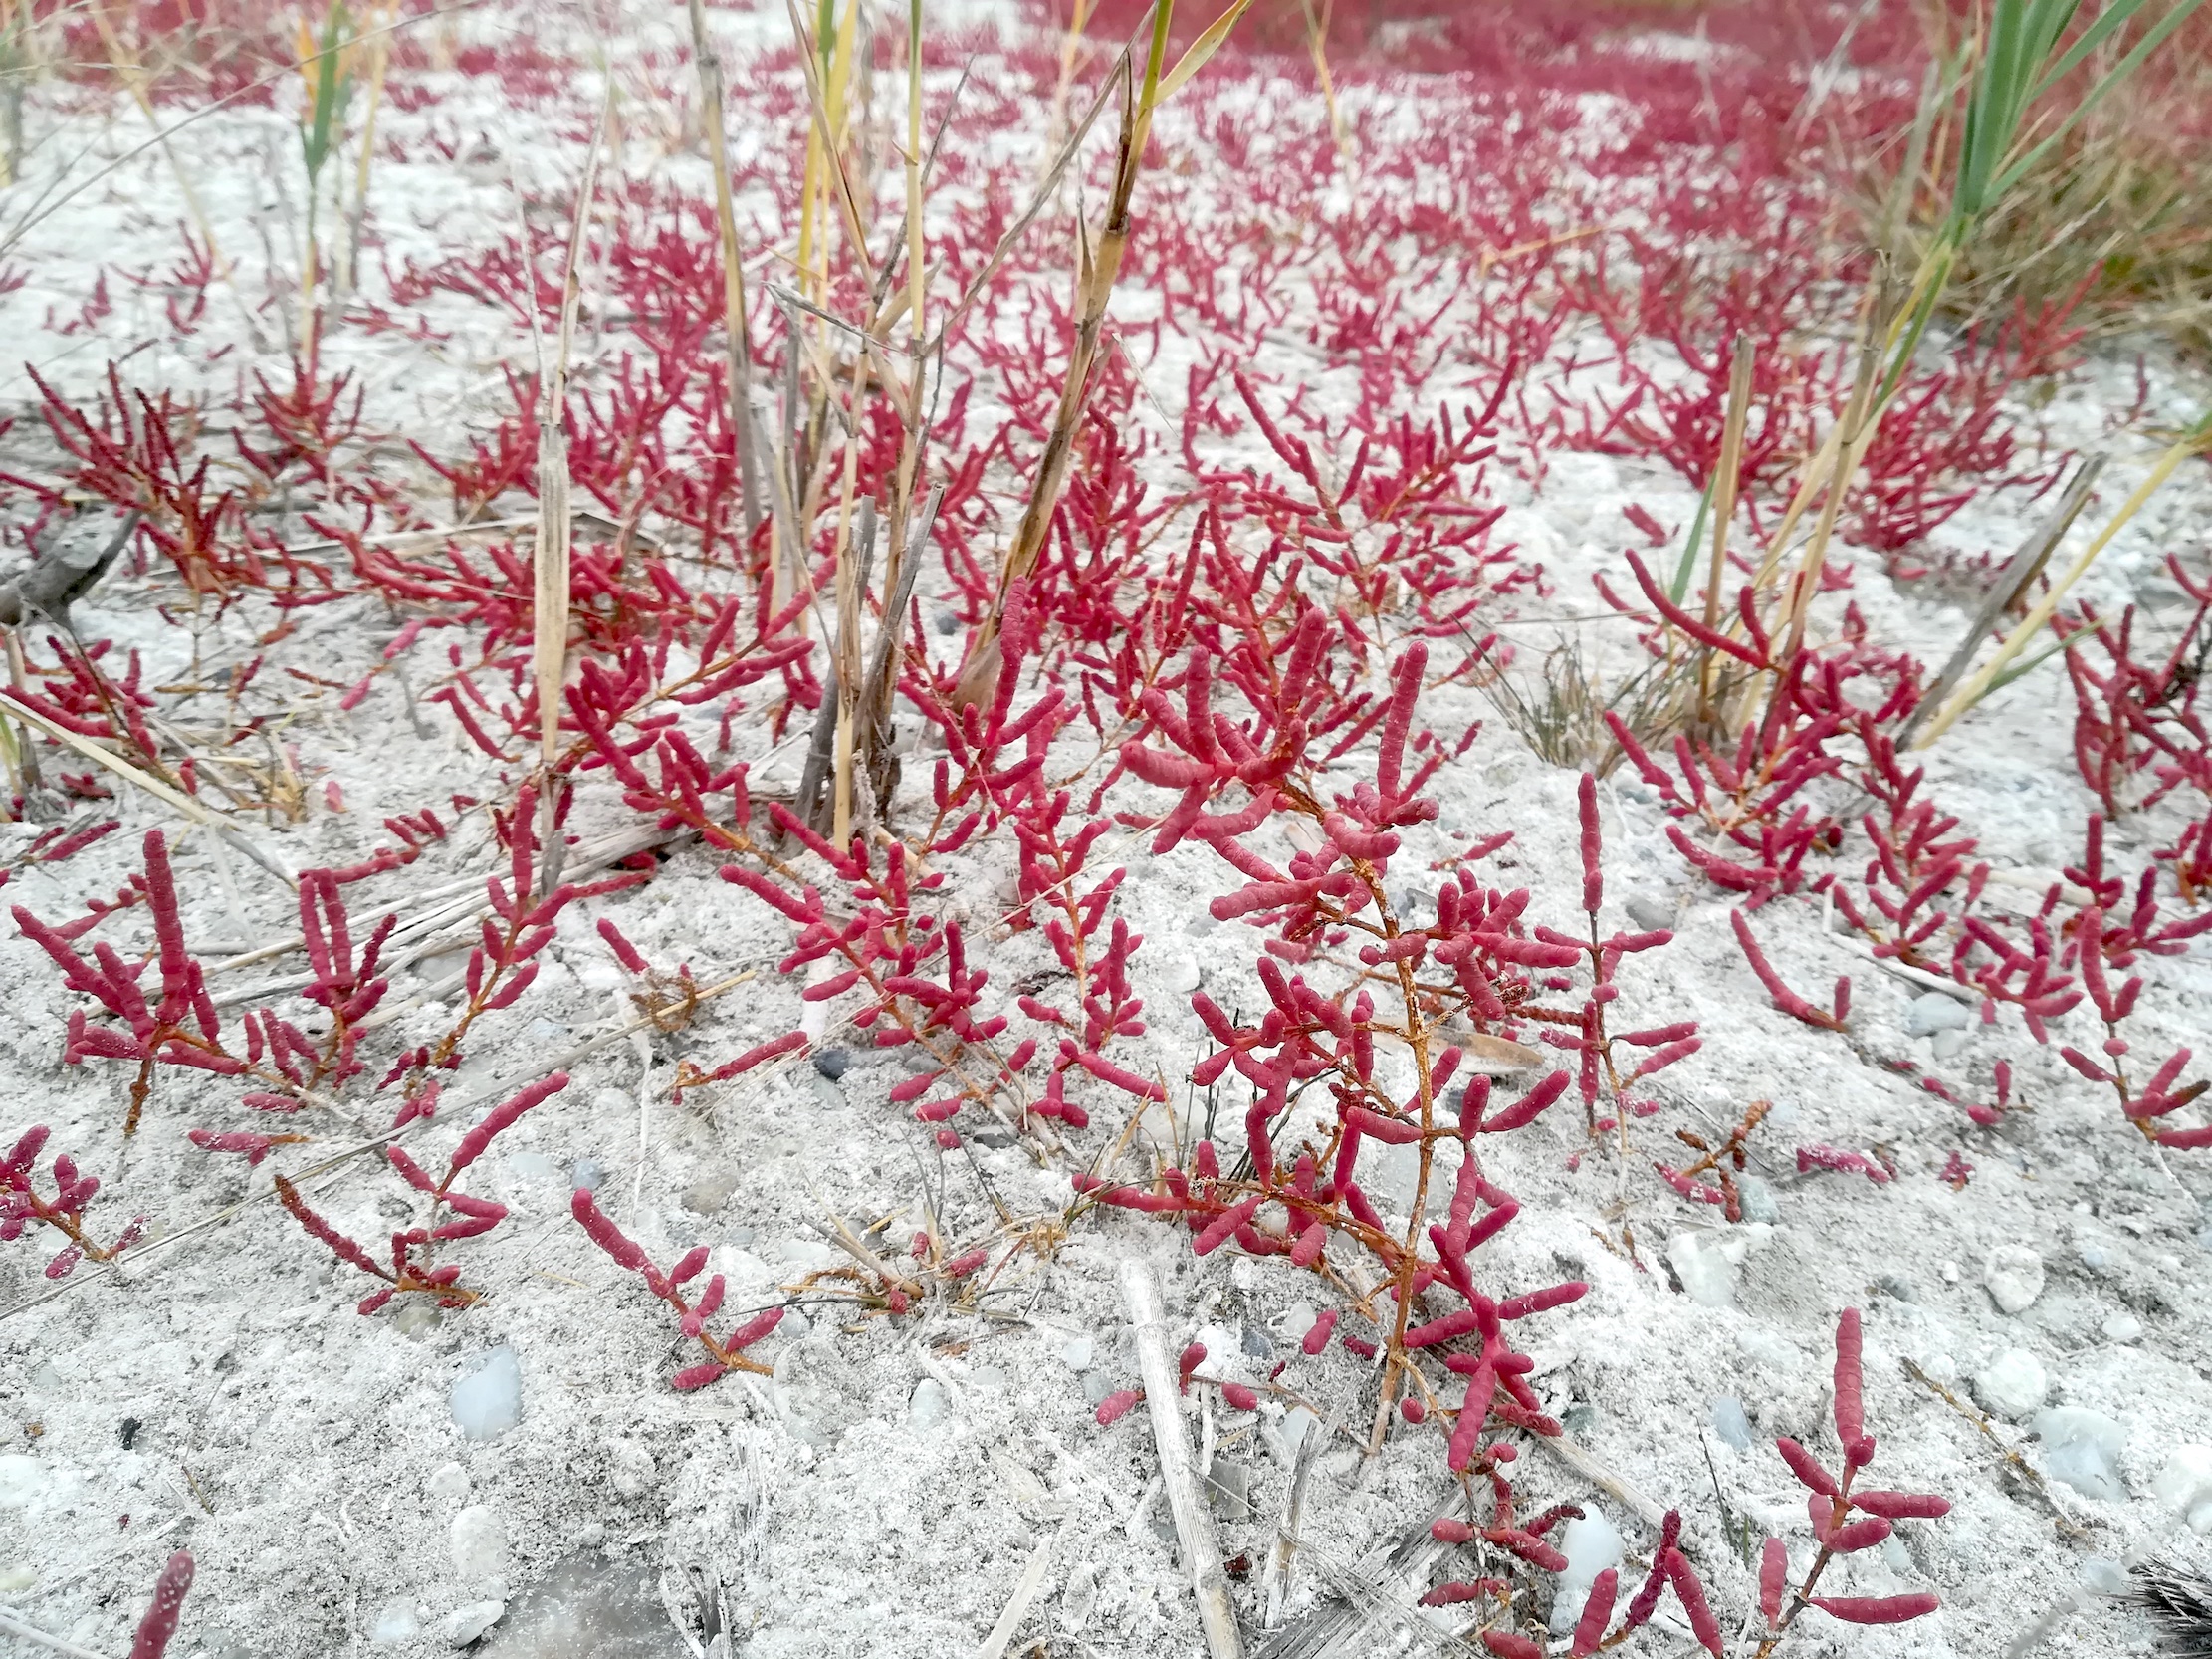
1930 1027 1968 1061
2031 1407 2127 1503
450 1347 523 1442
503 1151 560 1182
1550 1512 1624 1635
1241 1323 1272 1358
437 1602 506 1648
0 1565 36 1594
1736 1175 1780 1224
908 1378 949 1431
1061 1334 1094 1370
427 1462 471 1504
1973 1348 2049 1419
1166 953 1203 995
682 1169 740 1215
605 1439 656 1498
368 1598 422 1645
1984 1244 2047 1314
2102 1310 2143 1343
1666 1231 1735 1308
1624 895 1674 933
569 1158 607 1193
811 1047 851 1081
1081 1369 1116 1407
933 609 961 636
1906 992 1970 1036
450 1504 510 1589
1058 1561 1099 1633
2080 1557 2132 1596
395 1302 444 1341
2151 1445 2212 1534
1709 1395 1756 1451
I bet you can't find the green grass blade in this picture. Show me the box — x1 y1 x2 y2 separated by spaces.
1666 474 1715 605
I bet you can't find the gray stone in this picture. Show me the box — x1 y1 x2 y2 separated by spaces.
1930 1027 1968 1061
1625 895 1674 933
682 1169 740 1215
811 1047 850 1081
1240 1323 1272 1358
1206 1457 1251 1523
1984 1245 2047 1314
570 1158 607 1193
1081 1370 1116 1407
475 1554 690 1658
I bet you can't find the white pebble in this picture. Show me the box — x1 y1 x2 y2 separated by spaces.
1984 1245 2046 1314
1061 1334 1094 1371
2101 1310 2144 1343
450 1347 523 1442
2151 1445 2212 1534
368 1598 423 1645
1667 1232 1735 1307
426 1462 471 1504
437 1602 506 1647
1906 992 1969 1036
1973 1348 2050 1420
1549 1512 1624 1635
2031 1407 2127 1503
908 1378 949 1432
0 1564 36 1594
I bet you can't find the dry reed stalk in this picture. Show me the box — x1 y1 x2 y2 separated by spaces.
687 0 766 548
1040 0 1098 175
530 98 610 887
1299 0 1351 168
1897 454 2104 747
85 0 234 299
1915 414 2212 747
336 0 391 307
1694 331 1755 723
952 0 1255 710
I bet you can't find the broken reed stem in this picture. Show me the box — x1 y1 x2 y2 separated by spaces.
533 97 610 884
1121 1257 1246 1659
1300 0 1350 167
687 0 766 548
86 0 234 298
1695 331 1754 722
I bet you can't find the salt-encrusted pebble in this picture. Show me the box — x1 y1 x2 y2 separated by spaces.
1984 1245 2047 1314
1667 1231 1736 1307
438 1602 506 1647
450 1347 523 1442
606 1439 656 1497
2151 1445 2212 1534
450 1504 509 1588
2102 1310 2144 1343
2031 1407 2127 1503
1973 1348 2049 1419
1709 1395 1756 1451
1907 992 1970 1036
369 1598 422 1645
